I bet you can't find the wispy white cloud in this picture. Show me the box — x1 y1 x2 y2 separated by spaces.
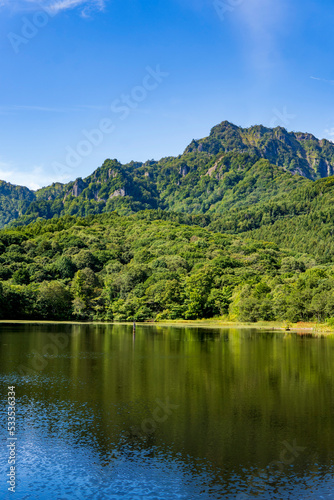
47 0 105 15
0 162 15 181
310 76 334 85
234 0 286 71
0 104 108 113
0 0 106 15
0 161 69 190
0 105 76 113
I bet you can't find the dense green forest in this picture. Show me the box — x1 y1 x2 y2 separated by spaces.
0 211 334 324
0 181 35 228
207 175 334 262
1 120 334 323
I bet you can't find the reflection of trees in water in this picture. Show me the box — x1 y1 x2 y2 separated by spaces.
1 323 333 486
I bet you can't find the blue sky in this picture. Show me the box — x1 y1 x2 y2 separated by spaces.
0 0 334 189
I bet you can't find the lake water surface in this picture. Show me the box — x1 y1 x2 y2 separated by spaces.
1 323 334 499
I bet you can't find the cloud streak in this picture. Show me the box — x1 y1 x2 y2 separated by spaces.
0 0 106 15
233 0 286 71
0 104 108 113
47 0 105 15
310 76 334 85
0 161 69 190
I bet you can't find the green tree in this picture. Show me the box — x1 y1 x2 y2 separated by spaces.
55 255 77 280
184 269 212 319
35 281 72 320
207 287 232 316
12 267 30 285
71 267 101 319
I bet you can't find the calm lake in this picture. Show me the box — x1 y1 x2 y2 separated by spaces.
1 323 334 499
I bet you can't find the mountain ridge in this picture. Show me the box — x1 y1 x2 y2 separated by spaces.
186 121 334 179
2 120 334 228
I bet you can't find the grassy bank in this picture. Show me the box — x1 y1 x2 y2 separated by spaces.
154 319 285 329
154 319 334 333
1 318 332 333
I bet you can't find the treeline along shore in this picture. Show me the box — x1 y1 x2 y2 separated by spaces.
0 211 333 325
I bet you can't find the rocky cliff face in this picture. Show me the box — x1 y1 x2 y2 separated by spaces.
185 121 334 180
72 178 86 197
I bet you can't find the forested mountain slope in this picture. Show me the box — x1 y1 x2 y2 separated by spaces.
0 181 35 227
208 176 334 263
17 154 308 225
3 120 334 228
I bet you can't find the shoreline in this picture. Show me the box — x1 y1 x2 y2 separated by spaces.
0 319 332 333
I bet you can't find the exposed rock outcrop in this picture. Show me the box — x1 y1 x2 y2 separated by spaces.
72 178 85 197
179 165 189 177
109 188 126 198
